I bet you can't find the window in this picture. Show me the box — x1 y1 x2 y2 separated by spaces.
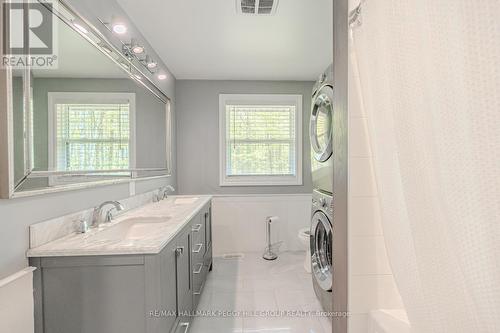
48 92 136 172
219 94 302 186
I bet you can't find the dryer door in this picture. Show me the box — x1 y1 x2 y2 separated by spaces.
310 211 333 291
310 85 333 162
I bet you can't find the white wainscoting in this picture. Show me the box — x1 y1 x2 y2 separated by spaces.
212 194 312 256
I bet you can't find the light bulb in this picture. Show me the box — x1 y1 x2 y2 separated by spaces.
132 45 144 54
112 23 127 34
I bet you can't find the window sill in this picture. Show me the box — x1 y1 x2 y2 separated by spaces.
220 176 303 187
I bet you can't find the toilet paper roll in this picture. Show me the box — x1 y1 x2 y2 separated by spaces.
266 216 280 224
265 216 281 245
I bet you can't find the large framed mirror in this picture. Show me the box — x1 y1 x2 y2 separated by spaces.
2 0 172 198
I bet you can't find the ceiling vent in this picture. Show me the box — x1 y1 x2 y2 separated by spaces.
237 0 279 15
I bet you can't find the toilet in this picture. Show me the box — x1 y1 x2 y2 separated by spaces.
298 227 312 273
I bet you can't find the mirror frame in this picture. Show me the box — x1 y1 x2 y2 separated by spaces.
0 0 173 198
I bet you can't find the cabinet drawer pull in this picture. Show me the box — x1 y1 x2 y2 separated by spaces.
175 247 184 256
193 263 203 274
192 224 202 232
177 322 189 333
193 243 203 253
194 280 205 295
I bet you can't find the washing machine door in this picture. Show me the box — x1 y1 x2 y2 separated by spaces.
310 85 333 162
310 211 333 291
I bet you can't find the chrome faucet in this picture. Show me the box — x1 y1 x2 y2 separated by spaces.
154 185 175 202
92 201 124 227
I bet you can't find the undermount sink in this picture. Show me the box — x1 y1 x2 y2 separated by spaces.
90 216 171 242
174 197 199 205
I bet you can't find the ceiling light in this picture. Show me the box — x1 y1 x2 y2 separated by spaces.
129 39 144 55
112 23 127 34
158 74 167 80
145 56 157 69
132 43 144 55
73 23 88 34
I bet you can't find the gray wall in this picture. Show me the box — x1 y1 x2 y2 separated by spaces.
176 80 314 195
31 78 167 170
0 178 176 279
0 0 177 280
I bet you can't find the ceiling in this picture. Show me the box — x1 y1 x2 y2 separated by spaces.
117 0 333 81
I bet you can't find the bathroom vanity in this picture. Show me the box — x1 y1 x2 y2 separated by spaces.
28 196 212 333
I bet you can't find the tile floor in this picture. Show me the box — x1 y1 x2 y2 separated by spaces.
190 251 332 333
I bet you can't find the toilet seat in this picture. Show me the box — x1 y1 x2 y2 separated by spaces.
298 227 312 273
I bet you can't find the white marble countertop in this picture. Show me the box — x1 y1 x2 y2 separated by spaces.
27 195 212 257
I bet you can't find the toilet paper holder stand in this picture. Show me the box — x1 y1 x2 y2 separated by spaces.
263 216 283 261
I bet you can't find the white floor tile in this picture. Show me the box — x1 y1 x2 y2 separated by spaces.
190 252 327 333
204 274 245 293
190 316 244 333
274 289 305 311
243 317 326 333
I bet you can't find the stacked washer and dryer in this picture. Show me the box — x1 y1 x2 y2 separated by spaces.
309 64 334 313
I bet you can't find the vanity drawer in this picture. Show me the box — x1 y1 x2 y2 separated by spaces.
192 263 208 310
203 243 212 273
191 215 205 245
192 241 204 264
192 261 204 279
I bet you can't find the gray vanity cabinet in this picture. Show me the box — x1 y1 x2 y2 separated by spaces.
33 255 148 333
192 203 213 310
174 223 193 332
30 202 213 333
145 240 177 333
205 205 212 252
145 227 188 333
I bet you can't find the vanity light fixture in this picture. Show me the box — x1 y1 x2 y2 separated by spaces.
100 43 113 53
73 22 88 34
112 23 127 34
158 74 167 80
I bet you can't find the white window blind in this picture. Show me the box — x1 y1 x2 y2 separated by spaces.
55 103 130 171
219 94 303 186
226 105 296 176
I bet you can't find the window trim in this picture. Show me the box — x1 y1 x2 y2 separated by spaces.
47 92 137 175
219 94 303 187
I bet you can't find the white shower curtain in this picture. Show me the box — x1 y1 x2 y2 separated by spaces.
349 1 500 332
